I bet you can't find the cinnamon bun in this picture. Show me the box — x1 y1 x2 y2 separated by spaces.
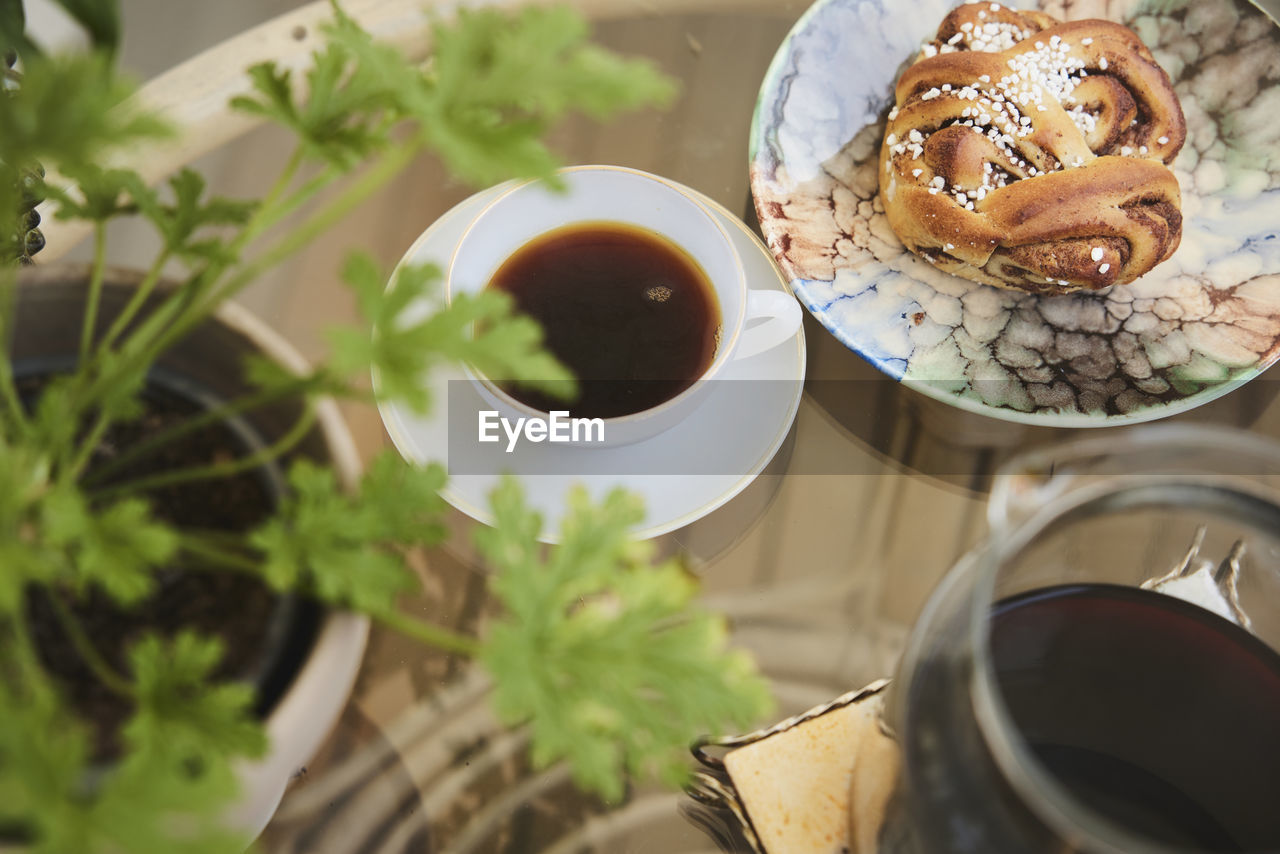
879 2 1186 294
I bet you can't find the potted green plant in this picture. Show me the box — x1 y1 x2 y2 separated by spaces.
0 3 774 851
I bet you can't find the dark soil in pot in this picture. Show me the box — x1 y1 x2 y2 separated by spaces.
19 367 322 762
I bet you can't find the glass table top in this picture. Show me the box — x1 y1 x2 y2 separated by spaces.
33 0 1280 851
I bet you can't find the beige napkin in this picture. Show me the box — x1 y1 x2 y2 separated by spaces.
692 680 898 854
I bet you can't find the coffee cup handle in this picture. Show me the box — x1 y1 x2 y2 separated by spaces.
734 290 802 361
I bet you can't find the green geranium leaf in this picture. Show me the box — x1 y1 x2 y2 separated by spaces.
422 5 675 186
0 51 170 177
476 479 774 801
44 488 177 606
46 165 141 223
323 4 676 187
330 252 575 414
231 39 396 168
0 642 96 851
249 454 447 614
129 168 256 263
91 350 149 422
95 631 264 852
0 443 58 613
26 376 80 458
124 631 267 769
360 451 450 543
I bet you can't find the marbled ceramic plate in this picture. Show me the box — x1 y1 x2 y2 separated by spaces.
750 0 1280 425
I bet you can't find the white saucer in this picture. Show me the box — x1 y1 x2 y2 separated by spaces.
377 181 806 542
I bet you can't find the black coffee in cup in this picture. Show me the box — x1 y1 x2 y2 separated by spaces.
486 221 720 420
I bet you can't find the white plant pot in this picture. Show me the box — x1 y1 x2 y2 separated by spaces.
209 300 371 843
13 267 371 845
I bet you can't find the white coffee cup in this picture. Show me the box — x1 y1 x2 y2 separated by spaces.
448 165 801 447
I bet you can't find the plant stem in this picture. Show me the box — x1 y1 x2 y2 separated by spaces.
60 150 307 425
375 607 481 658
113 265 212 371
5 610 44 690
178 534 262 574
78 224 108 364
131 146 307 342
95 247 172 354
177 535 481 658
47 594 134 697
118 146 308 365
241 139 421 291
148 139 422 364
63 140 411 426
89 403 317 500
0 270 26 432
0 350 24 433
59 238 164 474
234 153 334 247
82 373 322 487
236 147 306 248
61 148 339 481
64 410 114 484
